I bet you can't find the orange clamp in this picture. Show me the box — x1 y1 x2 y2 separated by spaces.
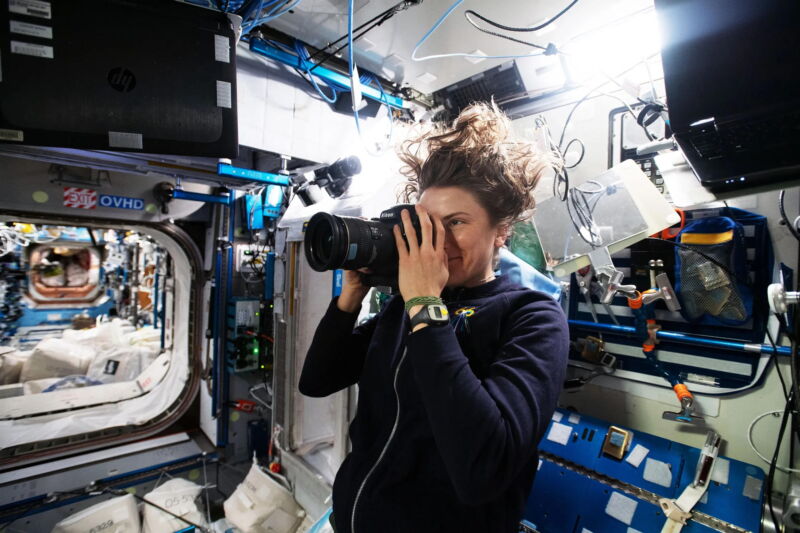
673 384 693 402
627 292 643 309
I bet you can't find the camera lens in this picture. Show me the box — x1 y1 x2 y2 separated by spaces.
304 212 397 275
305 212 347 271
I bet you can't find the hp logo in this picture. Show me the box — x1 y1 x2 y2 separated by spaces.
107 67 136 93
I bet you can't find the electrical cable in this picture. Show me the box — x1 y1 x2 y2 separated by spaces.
347 3 393 155
558 88 650 152
779 190 800 242
463 11 550 52
792 309 800 439
293 40 339 103
243 0 302 32
765 393 793 530
567 180 605 246
563 137 585 169
747 401 800 474
113 488 210 532
766 326 790 401
0 498 46 532
463 0 580 33
531 115 569 201
411 0 547 62
307 1 409 73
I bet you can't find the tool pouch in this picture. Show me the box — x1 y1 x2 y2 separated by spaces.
674 216 751 325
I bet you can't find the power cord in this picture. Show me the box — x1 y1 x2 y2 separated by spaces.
766 326 790 401
563 138 585 169
307 1 412 73
463 0 580 33
411 0 547 61
566 180 606 246
779 190 800 242
463 11 552 53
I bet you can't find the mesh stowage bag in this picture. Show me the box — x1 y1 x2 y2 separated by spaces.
674 216 752 325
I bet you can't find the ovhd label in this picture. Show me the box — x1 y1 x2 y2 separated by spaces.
99 194 144 210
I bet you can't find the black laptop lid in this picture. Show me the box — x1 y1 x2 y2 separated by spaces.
655 0 800 133
0 0 238 157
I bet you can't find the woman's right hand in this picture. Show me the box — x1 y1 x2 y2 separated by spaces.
336 269 371 313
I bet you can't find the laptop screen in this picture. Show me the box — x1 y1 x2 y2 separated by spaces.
655 0 800 134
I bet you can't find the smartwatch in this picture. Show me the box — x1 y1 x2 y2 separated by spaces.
409 303 450 329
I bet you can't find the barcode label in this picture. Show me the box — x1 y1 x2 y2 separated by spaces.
10 20 52 39
0 129 24 142
214 34 229 63
8 0 51 20
10 40 53 59
108 131 143 149
216 80 232 109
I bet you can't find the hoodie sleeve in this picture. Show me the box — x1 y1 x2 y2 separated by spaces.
406 295 569 504
298 297 379 398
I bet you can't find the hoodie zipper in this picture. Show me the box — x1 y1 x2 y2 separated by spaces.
350 347 408 533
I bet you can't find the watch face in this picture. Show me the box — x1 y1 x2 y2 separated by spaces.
427 304 449 323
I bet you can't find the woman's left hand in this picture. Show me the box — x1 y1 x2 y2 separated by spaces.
393 205 449 306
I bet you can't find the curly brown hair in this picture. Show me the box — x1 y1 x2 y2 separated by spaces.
398 102 554 227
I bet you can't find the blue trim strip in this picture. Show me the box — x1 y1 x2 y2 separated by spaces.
217 164 292 186
219 204 236 447
248 38 407 110
570 320 791 356
153 264 160 329
211 250 222 419
265 252 276 300
172 189 233 206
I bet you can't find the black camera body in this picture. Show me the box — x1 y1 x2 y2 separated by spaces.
304 204 421 287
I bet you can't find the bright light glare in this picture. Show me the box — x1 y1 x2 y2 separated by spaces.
565 10 662 83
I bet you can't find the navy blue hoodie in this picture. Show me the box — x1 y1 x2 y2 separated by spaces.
299 275 569 533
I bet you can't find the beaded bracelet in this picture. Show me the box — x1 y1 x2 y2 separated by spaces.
404 296 444 312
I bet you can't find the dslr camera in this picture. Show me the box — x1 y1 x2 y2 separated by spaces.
304 204 421 287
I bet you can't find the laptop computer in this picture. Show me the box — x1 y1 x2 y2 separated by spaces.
654 0 800 193
0 0 238 157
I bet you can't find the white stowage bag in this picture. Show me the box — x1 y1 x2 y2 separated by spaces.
87 345 159 384
0 348 31 384
20 338 95 381
224 461 305 533
124 326 162 353
51 493 140 533
142 478 207 533
62 320 127 350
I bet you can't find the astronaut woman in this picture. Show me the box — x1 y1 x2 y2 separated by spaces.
299 102 570 533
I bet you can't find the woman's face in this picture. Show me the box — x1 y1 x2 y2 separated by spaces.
418 186 507 288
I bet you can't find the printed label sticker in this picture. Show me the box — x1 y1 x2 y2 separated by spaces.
10 40 53 59
0 128 23 142
99 194 144 211
8 0 51 19
63 187 97 209
10 20 52 39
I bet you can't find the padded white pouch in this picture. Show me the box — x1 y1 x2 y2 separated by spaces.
20 338 95 381
142 478 206 533
51 493 140 533
0 349 31 384
224 461 305 533
63 321 126 350
87 345 156 384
